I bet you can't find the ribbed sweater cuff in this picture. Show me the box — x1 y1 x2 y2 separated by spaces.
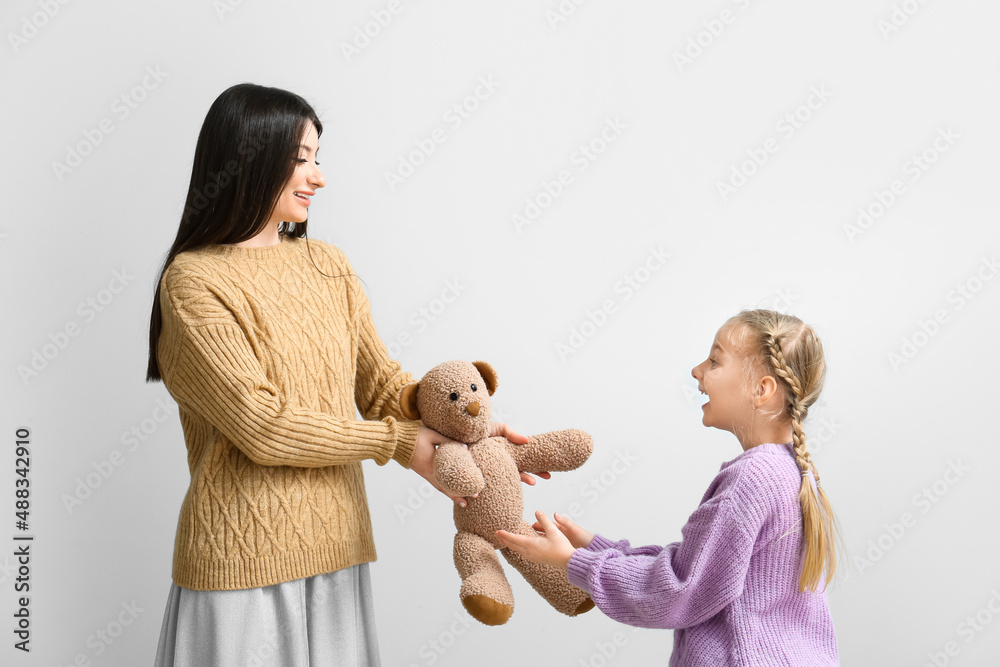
390 419 420 468
587 533 619 551
567 547 603 593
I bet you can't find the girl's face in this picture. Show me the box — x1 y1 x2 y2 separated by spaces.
691 326 755 434
270 122 325 225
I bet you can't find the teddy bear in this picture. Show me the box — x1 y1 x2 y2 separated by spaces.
399 359 595 626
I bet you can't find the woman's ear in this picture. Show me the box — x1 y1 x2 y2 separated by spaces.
400 382 421 420
472 361 498 396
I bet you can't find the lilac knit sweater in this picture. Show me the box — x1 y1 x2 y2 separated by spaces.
566 443 838 666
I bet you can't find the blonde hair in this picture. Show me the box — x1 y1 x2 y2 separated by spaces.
721 308 841 593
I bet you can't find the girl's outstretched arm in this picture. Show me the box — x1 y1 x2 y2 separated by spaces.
543 511 667 557
497 511 669 568
565 494 757 630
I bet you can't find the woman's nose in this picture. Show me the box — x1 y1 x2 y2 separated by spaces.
311 167 325 188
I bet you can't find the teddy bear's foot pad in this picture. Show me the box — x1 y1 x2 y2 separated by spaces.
462 595 513 626
573 597 596 615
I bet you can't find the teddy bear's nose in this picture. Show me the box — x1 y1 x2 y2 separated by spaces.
466 401 480 417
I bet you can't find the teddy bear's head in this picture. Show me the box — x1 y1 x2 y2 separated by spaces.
400 360 498 443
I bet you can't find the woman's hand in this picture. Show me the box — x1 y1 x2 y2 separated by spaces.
410 425 479 508
496 511 576 571
533 511 594 549
490 422 552 486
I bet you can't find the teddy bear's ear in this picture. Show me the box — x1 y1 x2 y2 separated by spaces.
399 382 421 420
472 361 498 396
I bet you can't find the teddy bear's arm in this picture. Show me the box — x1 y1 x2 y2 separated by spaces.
434 442 486 496
506 429 594 474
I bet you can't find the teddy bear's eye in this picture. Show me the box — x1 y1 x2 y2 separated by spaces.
471 384 477 392
449 392 459 401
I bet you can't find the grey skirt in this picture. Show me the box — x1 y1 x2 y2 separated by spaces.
153 563 380 667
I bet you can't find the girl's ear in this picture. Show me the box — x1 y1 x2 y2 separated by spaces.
472 361 498 396
400 382 421 420
755 375 779 407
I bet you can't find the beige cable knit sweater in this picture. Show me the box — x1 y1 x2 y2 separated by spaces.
156 234 419 591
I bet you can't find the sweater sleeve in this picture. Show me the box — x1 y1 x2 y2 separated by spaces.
566 495 757 629
158 275 419 468
347 263 418 469
586 533 667 557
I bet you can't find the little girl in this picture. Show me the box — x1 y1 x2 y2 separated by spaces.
497 308 841 665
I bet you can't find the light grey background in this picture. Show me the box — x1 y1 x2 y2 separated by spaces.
2 0 998 665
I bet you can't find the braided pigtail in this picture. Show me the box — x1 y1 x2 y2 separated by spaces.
764 334 831 591
726 309 841 593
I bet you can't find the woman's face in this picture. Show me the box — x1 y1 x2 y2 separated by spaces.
691 326 754 433
270 122 325 225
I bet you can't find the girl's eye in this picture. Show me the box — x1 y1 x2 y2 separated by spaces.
449 392 458 401
709 358 717 366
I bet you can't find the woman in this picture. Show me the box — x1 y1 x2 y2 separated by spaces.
146 82 542 666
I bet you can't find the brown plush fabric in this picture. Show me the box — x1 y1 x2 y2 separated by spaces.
400 360 594 625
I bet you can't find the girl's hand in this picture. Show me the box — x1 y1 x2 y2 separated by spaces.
533 512 594 549
495 511 576 571
490 422 553 486
410 425 479 508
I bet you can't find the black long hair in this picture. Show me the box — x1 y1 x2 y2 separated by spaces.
146 83 325 382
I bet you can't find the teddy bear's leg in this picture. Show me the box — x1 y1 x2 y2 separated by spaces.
500 522 595 617
454 530 514 626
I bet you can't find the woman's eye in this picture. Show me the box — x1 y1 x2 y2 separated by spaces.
449 392 458 401
471 384 477 392
294 158 320 165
